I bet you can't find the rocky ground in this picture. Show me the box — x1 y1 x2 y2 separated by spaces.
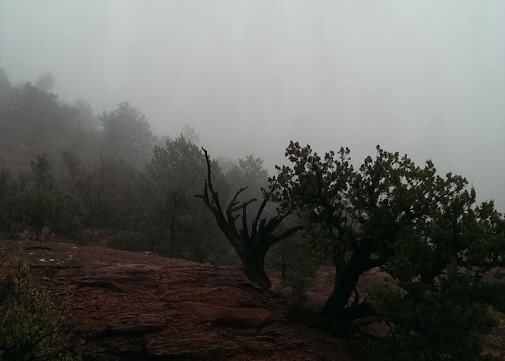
0 239 358 361
1 239 504 360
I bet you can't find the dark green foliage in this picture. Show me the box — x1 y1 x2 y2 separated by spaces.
0 154 83 237
0 259 77 361
479 281 505 313
267 220 323 301
144 136 229 259
0 168 17 238
62 153 143 230
20 154 81 233
272 241 316 301
373 267 495 360
271 141 505 359
60 137 234 263
86 157 141 229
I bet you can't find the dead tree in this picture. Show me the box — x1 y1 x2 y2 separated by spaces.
195 148 303 289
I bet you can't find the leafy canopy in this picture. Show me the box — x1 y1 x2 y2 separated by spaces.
270 141 505 359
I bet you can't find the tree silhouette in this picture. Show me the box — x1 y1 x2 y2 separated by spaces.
196 147 303 289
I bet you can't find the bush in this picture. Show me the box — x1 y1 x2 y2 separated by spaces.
267 225 324 303
371 267 496 361
0 257 77 361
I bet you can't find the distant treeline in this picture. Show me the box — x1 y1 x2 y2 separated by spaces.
0 68 309 273
0 68 168 170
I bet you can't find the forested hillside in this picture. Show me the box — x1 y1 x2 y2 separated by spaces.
1 67 504 361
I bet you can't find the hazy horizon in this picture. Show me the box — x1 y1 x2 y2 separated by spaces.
1 0 504 210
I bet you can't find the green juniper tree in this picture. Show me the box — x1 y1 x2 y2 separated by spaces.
270 141 505 359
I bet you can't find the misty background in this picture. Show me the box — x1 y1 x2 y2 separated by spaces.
0 0 504 210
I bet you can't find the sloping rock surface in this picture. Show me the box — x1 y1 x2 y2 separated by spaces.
0 240 355 361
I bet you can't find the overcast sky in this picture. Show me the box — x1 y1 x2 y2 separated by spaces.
0 0 504 210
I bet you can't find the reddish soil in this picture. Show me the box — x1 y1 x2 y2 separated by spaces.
2 239 504 360
0 240 358 361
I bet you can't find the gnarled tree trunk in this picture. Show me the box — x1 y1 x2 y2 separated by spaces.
311 244 377 332
196 148 303 289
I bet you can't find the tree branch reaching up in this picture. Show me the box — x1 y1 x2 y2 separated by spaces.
195 147 303 289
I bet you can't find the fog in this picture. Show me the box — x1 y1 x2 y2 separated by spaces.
0 0 504 210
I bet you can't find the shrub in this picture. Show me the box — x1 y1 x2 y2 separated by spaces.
371 267 496 361
267 227 323 304
0 256 77 361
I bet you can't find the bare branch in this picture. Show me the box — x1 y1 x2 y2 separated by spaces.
201 148 225 212
196 147 240 238
251 190 273 239
195 181 216 215
270 224 304 247
258 217 267 233
241 203 249 239
230 187 248 205
231 198 257 213
194 147 300 289
263 210 293 236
